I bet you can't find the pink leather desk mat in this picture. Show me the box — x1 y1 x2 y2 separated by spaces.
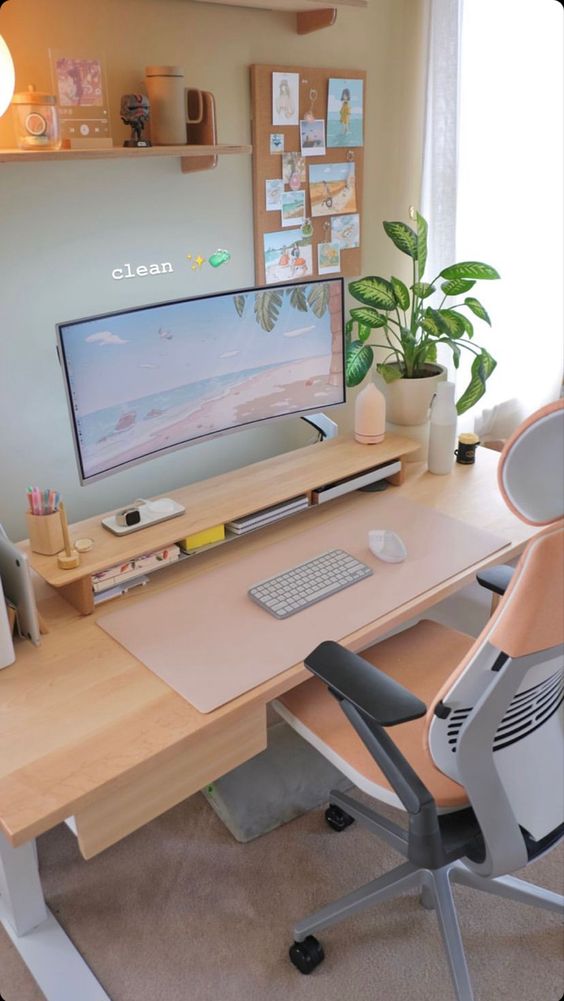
97 494 509 713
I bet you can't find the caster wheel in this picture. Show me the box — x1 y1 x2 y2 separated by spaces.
289 935 325 974
325 804 355 832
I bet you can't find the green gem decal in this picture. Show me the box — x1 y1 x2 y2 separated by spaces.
208 249 231 268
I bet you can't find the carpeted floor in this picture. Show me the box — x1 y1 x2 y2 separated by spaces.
1 791 563 1001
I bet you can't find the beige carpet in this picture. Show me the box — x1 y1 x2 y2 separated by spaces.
0 793 562 1001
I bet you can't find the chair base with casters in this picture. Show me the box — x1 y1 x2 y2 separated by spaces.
273 613 564 1001
287 787 563 1001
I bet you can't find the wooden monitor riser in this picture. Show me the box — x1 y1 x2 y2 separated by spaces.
20 434 419 615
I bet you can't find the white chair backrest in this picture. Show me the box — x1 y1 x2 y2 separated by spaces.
427 401 564 878
498 399 564 525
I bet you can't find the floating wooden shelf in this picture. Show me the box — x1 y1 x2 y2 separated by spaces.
192 0 367 33
0 144 252 172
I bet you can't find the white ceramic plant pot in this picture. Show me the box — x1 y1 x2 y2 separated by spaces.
384 364 447 426
383 364 447 461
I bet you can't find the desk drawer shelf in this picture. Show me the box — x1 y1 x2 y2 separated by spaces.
92 505 313 603
92 549 192 604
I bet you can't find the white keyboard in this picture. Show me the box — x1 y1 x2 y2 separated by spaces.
248 549 373 619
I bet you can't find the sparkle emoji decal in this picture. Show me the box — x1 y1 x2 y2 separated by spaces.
186 253 206 270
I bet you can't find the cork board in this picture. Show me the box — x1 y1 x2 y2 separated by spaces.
250 64 366 285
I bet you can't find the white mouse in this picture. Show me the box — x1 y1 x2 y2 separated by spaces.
368 529 407 563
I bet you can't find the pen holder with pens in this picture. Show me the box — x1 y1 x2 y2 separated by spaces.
26 511 64 556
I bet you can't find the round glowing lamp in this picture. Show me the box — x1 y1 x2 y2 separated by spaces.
0 35 15 118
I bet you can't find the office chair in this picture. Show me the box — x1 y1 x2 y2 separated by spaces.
273 400 564 1001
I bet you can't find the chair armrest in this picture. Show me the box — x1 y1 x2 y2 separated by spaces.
304 640 427 727
476 564 515 596
306 642 448 865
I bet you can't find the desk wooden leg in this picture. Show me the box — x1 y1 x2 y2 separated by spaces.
0 831 111 1001
387 465 405 487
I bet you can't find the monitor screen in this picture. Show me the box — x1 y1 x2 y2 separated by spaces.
56 278 345 483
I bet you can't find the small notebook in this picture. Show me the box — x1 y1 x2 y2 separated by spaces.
98 494 509 714
227 495 309 534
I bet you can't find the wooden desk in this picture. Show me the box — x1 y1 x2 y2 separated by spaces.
0 448 536 1001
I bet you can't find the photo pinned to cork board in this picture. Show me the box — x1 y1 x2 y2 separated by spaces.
250 63 366 285
327 77 364 148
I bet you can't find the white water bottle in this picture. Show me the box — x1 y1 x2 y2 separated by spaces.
428 381 457 475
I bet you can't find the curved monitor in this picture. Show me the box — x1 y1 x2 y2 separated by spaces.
56 277 345 484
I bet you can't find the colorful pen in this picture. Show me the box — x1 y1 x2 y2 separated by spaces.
26 486 61 516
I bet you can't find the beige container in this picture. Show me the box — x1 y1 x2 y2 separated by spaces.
145 65 186 145
27 511 64 556
11 84 61 151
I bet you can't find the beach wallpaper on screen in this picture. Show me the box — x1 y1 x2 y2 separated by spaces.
60 282 344 479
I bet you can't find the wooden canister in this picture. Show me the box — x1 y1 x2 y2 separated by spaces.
145 65 186 145
26 511 64 555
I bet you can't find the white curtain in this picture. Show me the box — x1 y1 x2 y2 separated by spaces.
422 0 564 437
421 0 463 291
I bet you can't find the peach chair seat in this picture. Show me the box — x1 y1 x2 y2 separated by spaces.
277 619 473 811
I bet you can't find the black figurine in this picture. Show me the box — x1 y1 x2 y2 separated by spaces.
120 94 151 147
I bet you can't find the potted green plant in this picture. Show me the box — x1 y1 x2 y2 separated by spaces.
345 208 500 424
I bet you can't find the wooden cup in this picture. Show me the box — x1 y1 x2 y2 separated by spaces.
26 511 65 556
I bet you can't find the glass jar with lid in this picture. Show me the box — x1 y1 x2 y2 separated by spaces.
12 84 61 151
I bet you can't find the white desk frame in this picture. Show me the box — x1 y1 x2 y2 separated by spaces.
0 833 111 1000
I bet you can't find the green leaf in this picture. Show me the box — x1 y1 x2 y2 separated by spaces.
289 286 308 312
457 313 474 339
391 276 410 310
440 261 500 281
357 323 372 343
345 341 374 387
437 309 467 339
456 350 497 415
412 282 436 299
448 341 461 368
421 309 442 337
440 278 475 296
464 296 491 325
425 342 437 363
349 276 396 310
344 318 354 345
307 283 330 318
434 336 461 368
350 307 387 329
233 294 246 317
254 290 282 331
377 363 404 383
414 211 428 279
383 220 418 259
